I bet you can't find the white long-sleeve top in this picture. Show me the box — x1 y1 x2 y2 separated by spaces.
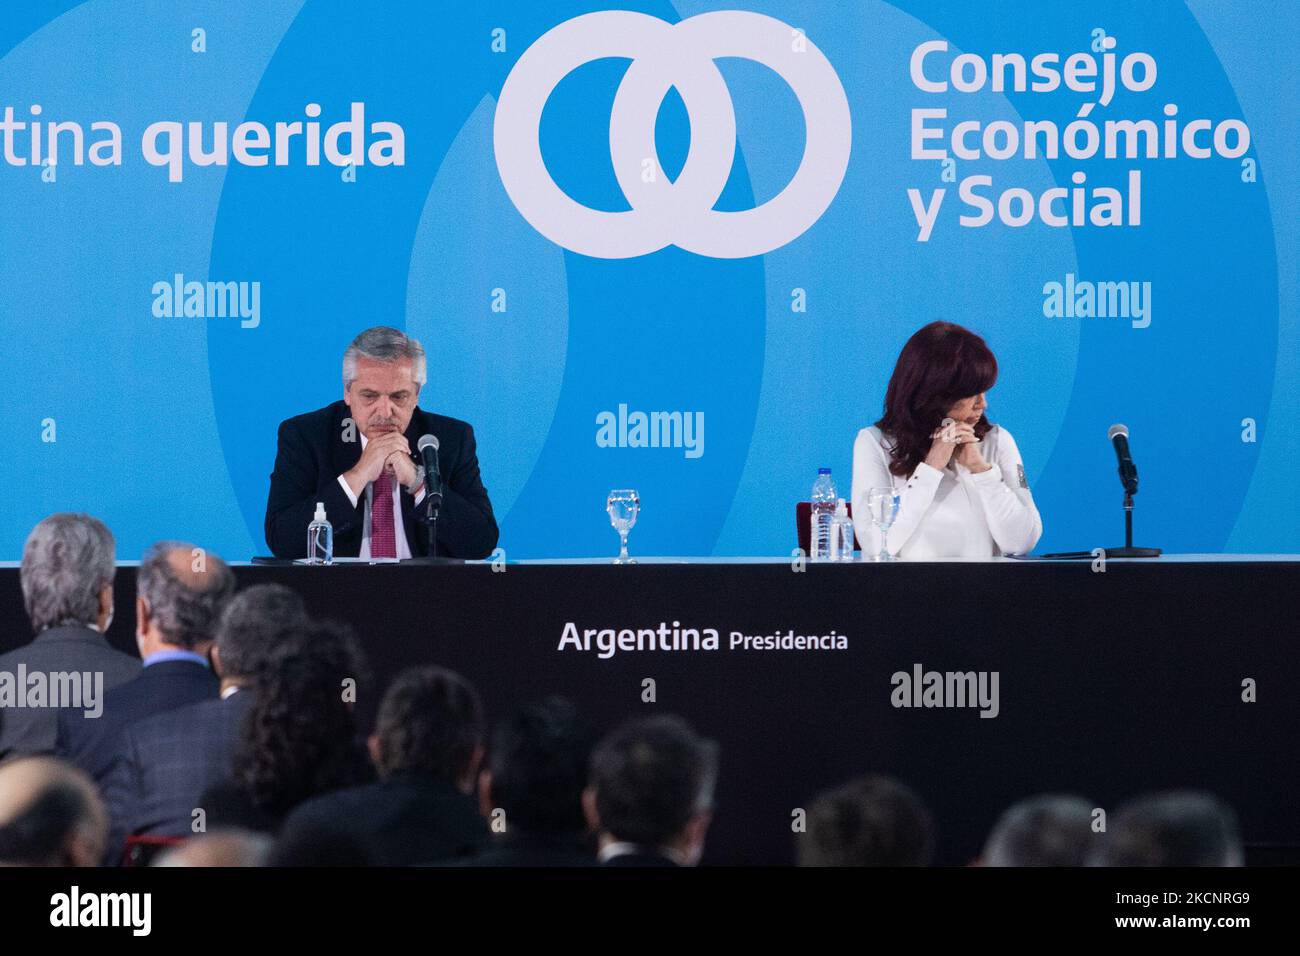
851 424 1042 558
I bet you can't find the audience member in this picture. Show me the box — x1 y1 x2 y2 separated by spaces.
152 829 272 867
470 696 595 866
981 794 1095 866
276 666 488 865
585 715 718 867
56 541 234 783
0 756 107 866
798 774 935 867
1087 790 1243 867
0 515 138 758
198 620 373 834
101 584 309 863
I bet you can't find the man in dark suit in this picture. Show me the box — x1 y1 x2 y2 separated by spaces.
56 542 233 789
469 697 596 866
584 715 719 867
275 666 490 866
0 514 140 759
102 584 309 862
264 326 498 560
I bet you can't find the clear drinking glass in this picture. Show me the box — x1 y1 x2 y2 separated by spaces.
606 489 640 564
866 487 900 562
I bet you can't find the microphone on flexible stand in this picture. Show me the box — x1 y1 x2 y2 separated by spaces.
1102 424 1160 558
1040 423 1162 560
417 434 442 558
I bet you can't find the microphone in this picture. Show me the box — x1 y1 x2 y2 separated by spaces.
1108 423 1139 495
416 434 443 508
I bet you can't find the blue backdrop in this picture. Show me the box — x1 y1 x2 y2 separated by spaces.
1 0 1295 560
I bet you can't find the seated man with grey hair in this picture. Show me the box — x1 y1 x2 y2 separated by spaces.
56 541 235 788
0 514 140 759
264 325 498 560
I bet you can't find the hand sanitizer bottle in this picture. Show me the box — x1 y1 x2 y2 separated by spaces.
307 502 333 565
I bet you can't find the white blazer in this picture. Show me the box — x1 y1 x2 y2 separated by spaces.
851 424 1042 558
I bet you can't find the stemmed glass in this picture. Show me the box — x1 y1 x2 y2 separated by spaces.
606 489 640 564
866 487 899 562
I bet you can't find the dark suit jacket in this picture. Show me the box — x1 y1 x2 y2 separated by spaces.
0 625 140 759
264 400 498 560
278 772 490 866
465 832 597 867
55 659 219 785
99 690 251 862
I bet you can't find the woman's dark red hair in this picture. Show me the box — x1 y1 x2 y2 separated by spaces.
875 321 998 477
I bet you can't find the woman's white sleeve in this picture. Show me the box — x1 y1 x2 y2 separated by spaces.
965 429 1043 554
852 431 943 556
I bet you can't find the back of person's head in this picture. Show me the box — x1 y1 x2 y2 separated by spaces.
487 696 594 836
214 584 308 681
1088 791 1243 867
233 621 372 816
588 715 718 852
152 829 271 867
0 757 107 866
137 541 235 649
799 775 936 867
983 794 1095 866
372 667 483 788
20 513 115 634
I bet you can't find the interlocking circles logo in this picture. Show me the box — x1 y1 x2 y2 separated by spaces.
494 11 852 259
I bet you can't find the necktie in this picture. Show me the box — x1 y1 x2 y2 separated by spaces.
371 470 397 558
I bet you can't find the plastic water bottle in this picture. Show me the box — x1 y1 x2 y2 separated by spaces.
810 468 837 561
307 502 333 565
829 498 855 562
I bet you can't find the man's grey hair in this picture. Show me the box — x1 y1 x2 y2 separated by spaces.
20 514 116 634
983 794 1095 867
137 542 236 650
342 326 426 388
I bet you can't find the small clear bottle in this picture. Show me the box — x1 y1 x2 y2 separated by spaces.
829 498 855 562
307 502 333 565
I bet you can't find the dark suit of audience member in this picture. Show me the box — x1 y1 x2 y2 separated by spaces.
111 691 251 842
106 584 311 853
55 541 234 866
467 696 597 867
586 715 719 868
277 666 488 866
281 769 488 865
1 513 139 759
202 620 373 837
0 625 139 759
58 657 219 785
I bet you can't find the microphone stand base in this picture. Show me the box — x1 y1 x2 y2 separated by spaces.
1101 546 1162 558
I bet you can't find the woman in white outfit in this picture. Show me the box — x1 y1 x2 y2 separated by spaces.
852 322 1042 559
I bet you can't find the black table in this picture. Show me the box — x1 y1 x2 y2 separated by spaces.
2 556 1296 865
